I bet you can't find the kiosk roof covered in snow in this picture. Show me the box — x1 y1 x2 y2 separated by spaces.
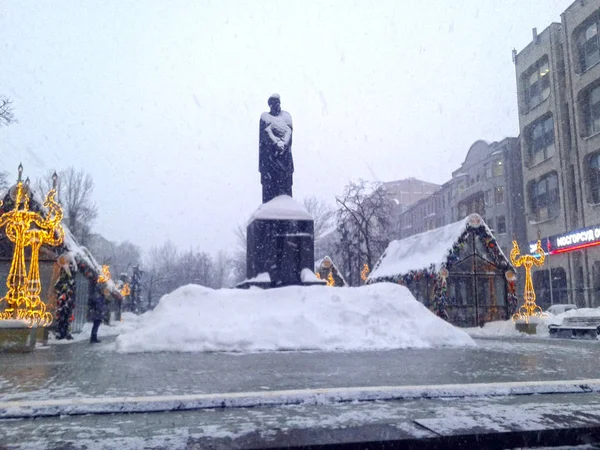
368 214 511 282
367 214 517 328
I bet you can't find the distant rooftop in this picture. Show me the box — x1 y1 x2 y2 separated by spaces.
382 178 441 209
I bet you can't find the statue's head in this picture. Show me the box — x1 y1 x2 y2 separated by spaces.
268 93 281 115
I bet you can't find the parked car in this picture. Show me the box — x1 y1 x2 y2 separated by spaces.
546 304 578 315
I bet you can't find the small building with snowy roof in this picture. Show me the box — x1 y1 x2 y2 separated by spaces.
315 256 346 287
367 214 517 327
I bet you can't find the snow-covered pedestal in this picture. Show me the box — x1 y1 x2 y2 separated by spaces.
0 320 37 353
515 321 538 335
240 196 318 288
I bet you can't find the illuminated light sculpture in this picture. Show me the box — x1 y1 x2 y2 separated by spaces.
326 271 335 287
510 238 546 323
98 265 111 284
361 264 370 282
120 283 131 297
0 167 64 326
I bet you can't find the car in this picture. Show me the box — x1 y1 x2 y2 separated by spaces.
546 304 578 315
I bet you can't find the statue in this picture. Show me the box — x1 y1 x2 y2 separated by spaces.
259 93 293 203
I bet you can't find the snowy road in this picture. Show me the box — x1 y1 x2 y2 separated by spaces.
1 336 600 403
3 392 600 449
3 337 600 448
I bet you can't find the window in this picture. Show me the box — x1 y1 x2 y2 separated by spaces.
588 152 600 203
484 189 491 206
533 268 568 310
493 159 504 177
486 216 494 230
578 20 600 72
496 215 506 234
586 85 600 136
485 163 492 179
528 116 555 165
495 186 504 205
529 172 560 221
523 56 550 110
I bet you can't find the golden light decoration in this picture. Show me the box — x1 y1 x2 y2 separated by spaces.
326 271 335 287
510 238 546 323
361 263 370 281
120 283 131 297
0 166 64 327
98 265 111 284
505 270 517 282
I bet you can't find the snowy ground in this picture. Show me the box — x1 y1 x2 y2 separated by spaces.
465 307 600 339
47 312 144 345
3 392 600 449
115 283 475 353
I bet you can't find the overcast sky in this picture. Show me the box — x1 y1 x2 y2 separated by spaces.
0 0 575 255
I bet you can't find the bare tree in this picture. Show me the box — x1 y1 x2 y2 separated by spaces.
230 224 247 283
37 167 98 244
86 234 141 282
303 195 335 240
0 171 10 191
335 180 393 285
211 250 232 288
144 241 179 305
0 96 15 127
112 241 142 277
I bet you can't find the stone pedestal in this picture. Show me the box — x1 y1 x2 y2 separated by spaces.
239 196 322 289
515 322 537 335
0 321 37 353
36 327 50 346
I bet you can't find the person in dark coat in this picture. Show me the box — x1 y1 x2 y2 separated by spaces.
90 289 106 344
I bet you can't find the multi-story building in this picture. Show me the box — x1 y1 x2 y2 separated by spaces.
394 186 447 238
395 138 525 258
382 178 441 212
515 0 600 308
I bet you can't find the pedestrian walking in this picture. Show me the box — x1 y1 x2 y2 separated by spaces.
90 288 106 344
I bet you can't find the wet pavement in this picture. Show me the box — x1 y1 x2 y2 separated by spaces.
1 336 600 402
3 337 600 448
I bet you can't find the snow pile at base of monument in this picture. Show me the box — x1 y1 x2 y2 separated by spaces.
115 283 475 353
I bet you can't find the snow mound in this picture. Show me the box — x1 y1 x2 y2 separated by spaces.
115 283 475 353
465 320 528 338
465 308 600 339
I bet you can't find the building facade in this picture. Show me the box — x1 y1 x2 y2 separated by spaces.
382 178 441 211
394 138 526 259
515 0 600 308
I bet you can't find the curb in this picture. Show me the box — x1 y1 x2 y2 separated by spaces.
3 378 600 419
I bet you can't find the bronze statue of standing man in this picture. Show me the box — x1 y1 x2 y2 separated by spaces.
259 94 293 203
